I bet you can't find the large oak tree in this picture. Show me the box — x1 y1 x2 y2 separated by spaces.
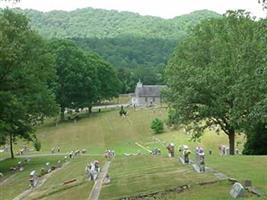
0 10 58 158
165 11 267 155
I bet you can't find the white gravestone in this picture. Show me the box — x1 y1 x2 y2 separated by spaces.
29 170 38 188
230 182 245 198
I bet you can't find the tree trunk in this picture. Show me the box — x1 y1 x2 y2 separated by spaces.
60 106 65 121
228 131 235 155
9 133 14 159
89 106 92 113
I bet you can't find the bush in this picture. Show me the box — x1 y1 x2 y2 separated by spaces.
151 118 164 134
33 138 41 151
243 123 267 155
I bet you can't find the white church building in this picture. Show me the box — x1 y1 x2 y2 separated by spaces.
131 81 165 106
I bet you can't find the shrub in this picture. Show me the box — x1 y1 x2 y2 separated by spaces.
33 138 41 151
151 118 164 134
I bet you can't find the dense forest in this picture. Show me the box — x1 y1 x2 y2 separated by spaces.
22 8 220 39
17 8 220 92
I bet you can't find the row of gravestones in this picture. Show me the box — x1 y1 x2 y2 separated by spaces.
0 158 32 179
151 144 206 173
219 145 240 155
29 148 91 188
29 160 63 188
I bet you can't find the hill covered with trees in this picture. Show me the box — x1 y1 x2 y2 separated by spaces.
22 8 220 39
18 8 220 92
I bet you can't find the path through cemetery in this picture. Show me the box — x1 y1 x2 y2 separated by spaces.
88 161 111 200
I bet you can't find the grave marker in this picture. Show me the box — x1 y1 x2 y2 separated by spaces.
230 182 245 198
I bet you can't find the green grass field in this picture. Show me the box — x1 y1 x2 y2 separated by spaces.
0 108 266 200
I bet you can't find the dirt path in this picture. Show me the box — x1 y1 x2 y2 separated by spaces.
88 161 111 200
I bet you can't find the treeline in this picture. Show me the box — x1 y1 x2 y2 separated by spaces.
166 11 267 155
18 8 221 92
72 36 177 92
22 8 220 40
0 10 120 158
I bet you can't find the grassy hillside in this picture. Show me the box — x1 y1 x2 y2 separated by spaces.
1 108 266 200
35 108 167 154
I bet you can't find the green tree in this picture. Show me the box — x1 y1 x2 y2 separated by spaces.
95 58 121 102
165 11 265 155
0 10 58 158
48 40 99 119
151 118 164 134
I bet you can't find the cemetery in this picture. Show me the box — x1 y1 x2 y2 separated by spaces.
0 108 266 200
0 2 266 198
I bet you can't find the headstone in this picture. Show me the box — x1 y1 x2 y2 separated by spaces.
167 143 175 157
46 162 51 173
182 145 190 164
225 147 230 155
243 180 252 188
209 150 212 155
230 182 245 198
151 148 161 156
195 147 205 172
81 149 87 154
29 170 38 188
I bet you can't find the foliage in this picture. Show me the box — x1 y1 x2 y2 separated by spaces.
150 118 164 134
21 8 220 40
95 57 121 101
165 10 267 154
48 39 121 118
243 123 267 155
19 8 220 92
72 36 176 70
0 9 58 158
33 137 41 151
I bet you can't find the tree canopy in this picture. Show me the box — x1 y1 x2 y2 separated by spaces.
17 8 220 92
0 9 58 158
49 39 121 119
165 10 267 155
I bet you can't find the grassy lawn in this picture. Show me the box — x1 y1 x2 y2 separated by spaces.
1 108 266 200
0 156 62 200
27 156 103 200
100 155 216 200
35 108 166 154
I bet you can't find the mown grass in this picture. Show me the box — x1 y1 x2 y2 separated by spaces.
100 155 216 200
1 108 266 200
35 108 166 153
0 156 62 200
26 156 103 200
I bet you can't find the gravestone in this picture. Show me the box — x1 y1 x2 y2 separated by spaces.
243 180 252 188
167 143 175 158
29 170 38 188
230 182 245 198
